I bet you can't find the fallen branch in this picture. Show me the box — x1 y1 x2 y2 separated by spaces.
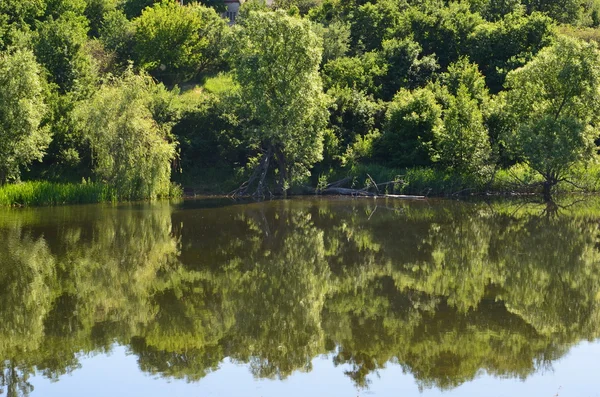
325 177 352 189
365 173 380 194
320 187 375 196
319 187 424 199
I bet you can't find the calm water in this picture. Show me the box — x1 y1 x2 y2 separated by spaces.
1 197 600 397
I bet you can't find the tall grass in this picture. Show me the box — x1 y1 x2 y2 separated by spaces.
0 181 184 207
345 162 600 197
0 181 118 206
347 164 486 196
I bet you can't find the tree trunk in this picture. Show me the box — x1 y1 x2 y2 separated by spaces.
542 180 553 202
254 146 273 198
230 146 273 198
274 146 288 197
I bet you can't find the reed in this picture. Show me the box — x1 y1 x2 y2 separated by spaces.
0 181 119 206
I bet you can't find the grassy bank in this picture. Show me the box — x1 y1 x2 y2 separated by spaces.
0 181 184 207
0 182 118 206
177 162 600 198
341 163 600 197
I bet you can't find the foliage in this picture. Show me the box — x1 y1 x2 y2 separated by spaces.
375 87 441 167
0 49 51 184
348 0 404 52
122 0 161 19
406 2 484 69
99 9 135 66
229 10 328 193
312 20 350 64
377 37 439 100
324 86 384 164
74 70 177 199
133 1 226 83
523 0 582 24
502 36 600 197
84 0 119 37
433 85 491 173
467 11 555 93
33 11 96 95
1 0 599 199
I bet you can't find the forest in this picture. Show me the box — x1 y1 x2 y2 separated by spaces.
2 0 600 202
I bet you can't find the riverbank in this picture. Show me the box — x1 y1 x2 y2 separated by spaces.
178 162 600 198
4 162 599 207
0 181 182 207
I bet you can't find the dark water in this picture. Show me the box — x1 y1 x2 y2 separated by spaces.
1 197 600 397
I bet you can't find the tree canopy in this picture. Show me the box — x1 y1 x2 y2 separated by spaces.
0 49 51 184
229 10 328 196
503 36 600 199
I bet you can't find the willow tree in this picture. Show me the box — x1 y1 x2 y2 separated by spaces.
0 49 51 184
503 36 600 201
75 70 177 199
229 10 328 197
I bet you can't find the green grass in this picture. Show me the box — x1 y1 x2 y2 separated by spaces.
0 181 184 207
340 162 600 197
0 181 118 206
202 73 235 94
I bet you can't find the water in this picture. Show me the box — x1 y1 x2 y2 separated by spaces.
0 197 599 397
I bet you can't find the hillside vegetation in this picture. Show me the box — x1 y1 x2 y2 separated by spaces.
2 0 600 202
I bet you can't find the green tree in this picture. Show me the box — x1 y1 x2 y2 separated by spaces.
406 2 484 70
74 70 177 199
84 0 119 37
312 20 350 64
229 10 328 196
467 11 555 93
523 0 582 24
434 86 491 173
315 86 384 170
503 36 600 200
33 12 96 95
0 49 51 184
377 37 438 101
123 0 160 19
375 87 441 167
348 0 404 52
99 9 135 66
44 0 87 18
133 1 226 83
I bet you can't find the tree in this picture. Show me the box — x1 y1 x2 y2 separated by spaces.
429 57 491 173
434 84 491 173
377 37 438 101
375 87 441 167
74 70 177 199
0 49 51 184
99 9 135 66
467 11 555 93
312 20 350 64
123 0 160 19
503 36 600 200
133 1 226 83
348 0 404 53
523 0 582 24
229 10 328 196
34 12 96 95
84 0 119 37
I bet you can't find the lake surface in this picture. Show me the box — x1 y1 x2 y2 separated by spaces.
1 197 600 397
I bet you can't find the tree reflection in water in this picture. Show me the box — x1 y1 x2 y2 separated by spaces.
0 198 599 395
